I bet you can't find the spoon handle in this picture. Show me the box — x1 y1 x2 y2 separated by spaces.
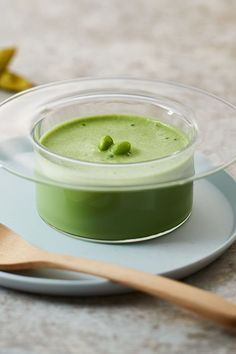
43 252 236 329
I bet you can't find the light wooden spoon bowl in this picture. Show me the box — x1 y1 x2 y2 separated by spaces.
0 224 235 330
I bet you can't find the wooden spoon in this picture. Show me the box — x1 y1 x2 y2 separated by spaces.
0 224 235 329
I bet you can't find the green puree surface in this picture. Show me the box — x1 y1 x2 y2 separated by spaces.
40 115 189 163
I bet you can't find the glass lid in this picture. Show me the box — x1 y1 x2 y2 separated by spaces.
0 78 235 190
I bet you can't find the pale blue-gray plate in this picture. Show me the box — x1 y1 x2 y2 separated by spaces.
0 158 235 296
0 88 235 297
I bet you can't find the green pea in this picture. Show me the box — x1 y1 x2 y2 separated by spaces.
112 141 131 155
98 135 114 151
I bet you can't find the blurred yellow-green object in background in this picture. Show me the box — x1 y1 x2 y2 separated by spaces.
0 47 33 92
0 70 33 92
0 48 16 72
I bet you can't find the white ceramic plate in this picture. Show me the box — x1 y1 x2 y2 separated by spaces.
0 155 235 296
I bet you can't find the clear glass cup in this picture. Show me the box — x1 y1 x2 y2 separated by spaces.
31 91 198 242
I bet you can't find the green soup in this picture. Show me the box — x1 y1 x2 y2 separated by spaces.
40 114 189 163
36 114 194 242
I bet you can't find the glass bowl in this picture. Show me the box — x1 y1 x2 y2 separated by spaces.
0 78 235 242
